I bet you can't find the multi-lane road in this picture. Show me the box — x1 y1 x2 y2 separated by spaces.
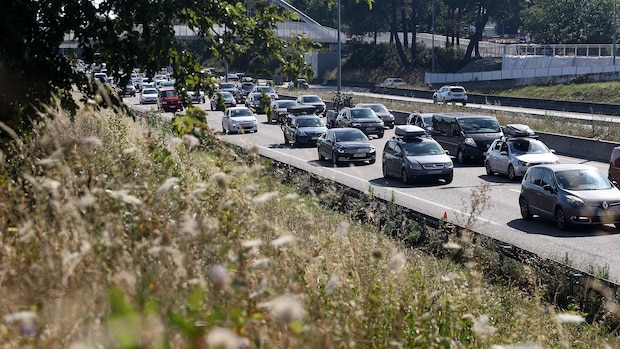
127 93 620 283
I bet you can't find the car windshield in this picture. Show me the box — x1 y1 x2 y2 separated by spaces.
350 109 376 119
217 92 233 98
302 96 322 103
230 109 253 117
220 83 236 89
365 104 388 113
241 84 254 91
402 141 445 156
555 169 612 190
257 87 275 93
278 101 297 108
160 90 178 98
143 89 157 95
335 130 367 142
423 116 433 125
458 118 501 133
297 118 324 127
508 139 549 154
450 87 465 93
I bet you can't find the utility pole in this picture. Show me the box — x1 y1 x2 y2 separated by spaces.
431 0 435 73
337 0 342 93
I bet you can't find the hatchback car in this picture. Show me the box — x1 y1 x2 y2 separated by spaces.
485 136 559 180
382 126 453 184
608 146 620 184
140 88 159 104
221 107 258 134
519 164 620 230
251 85 279 100
217 82 240 101
407 112 434 135
157 87 183 112
317 128 376 167
282 113 327 147
245 92 270 114
271 100 299 124
336 107 385 138
379 78 405 86
295 94 326 115
210 91 237 111
432 85 468 105
356 103 395 129
187 90 206 104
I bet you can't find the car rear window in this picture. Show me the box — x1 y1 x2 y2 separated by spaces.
450 87 465 92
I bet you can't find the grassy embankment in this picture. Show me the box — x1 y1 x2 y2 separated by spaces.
1 99 620 347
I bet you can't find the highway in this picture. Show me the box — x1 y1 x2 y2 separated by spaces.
127 93 620 283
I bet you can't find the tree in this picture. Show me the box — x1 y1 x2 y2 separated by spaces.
0 0 316 138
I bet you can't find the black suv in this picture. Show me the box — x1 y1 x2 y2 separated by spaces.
382 125 454 184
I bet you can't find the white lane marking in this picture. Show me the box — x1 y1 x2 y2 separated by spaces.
258 144 503 227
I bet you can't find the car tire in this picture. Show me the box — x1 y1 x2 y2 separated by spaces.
369 158 376 164
508 165 517 181
432 96 437 104
378 132 384 139
485 161 494 175
401 169 409 184
444 175 453 184
456 149 467 165
555 207 568 230
382 163 390 179
462 102 467 106
332 152 338 167
210 103 214 111
519 197 532 220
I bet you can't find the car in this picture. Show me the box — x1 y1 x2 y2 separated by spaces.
379 77 405 86
485 134 560 181
119 83 136 97
336 107 385 138
609 146 620 184
432 85 468 105
245 92 271 114
519 164 620 230
221 107 258 134
217 82 240 102
270 100 299 124
407 112 434 135
251 85 279 100
295 94 326 115
157 87 183 112
382 125 453 184
140 88 159 104
187 90 206 104
355 103 395 129
317 128 376 167
286 78 309 89
238 82 256 102
210 91 237 111
282 109 327 147
430 112 503 165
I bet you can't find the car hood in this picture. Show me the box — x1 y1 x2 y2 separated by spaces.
562 188 620 202
406 154 451 164
351 118 382 123
375 112 394 119
298 126 327 133
336 141 372 148
514 153 559 164
229 116 256 122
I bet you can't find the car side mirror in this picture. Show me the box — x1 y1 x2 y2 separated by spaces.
500 151 508 156
550 149 556 153
444 150 450 155
542 184 555 193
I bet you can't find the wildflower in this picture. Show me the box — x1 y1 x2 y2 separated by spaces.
211 172 228 190
80 136 103 147
41 178 61 191
388 253 405 272
491 343 544 349
204 327 245 349
250 279 268 299
325 275 340 295
284 193 299 200
181 218 198 235
471 314 497 339
554 313 585 324
78 194 97 209
191 182 207 197
336 221 349 240
122 147 137 154
443 241 462 250
3 311 37 337
206 264 232 290
241 239 263 248
251 191 279 205
441 272 460 282
182 134 200 149
154 177 179 198
251 258 270 269
106 189 142 206
258 294 305 324
243 185 257 194
270 234 294 247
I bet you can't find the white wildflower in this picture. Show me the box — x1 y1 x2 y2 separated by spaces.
106 189 142 206
41 178 61 191
154 177 179 198
122 147 137 154
251 258 270 269
182 134 200 149
206 264 232 290
251 191 279 204
241 239 263 248
388 252 406 272
554 313 585 324
191 182 208 197
441 272 460 282
284 192 299 200
80 136 103 147
204 327 243 349
181 218 198 235
471 314 497 339
3 311 37 325
336 221 349 240
271 234 294 247
78 194 97 209
325 275 340 295
258 294 305 324
243 185 257 194
443 241 462 250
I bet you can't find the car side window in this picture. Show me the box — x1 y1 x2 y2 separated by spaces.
500 141 508 153
541 169 554 189
528 167 543 186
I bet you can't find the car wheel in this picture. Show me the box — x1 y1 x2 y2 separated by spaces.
382 163 390 179
390 124 395 129
332 152 339 167
555 207 568 230
401 169 409 184
615 223 620 229
485 161 494 175
369 158 376 164
456 149 467 165
210 103 214 111
444 175 453 184
378 132 384 139
508 165 517 181
432 96 437 104
462 102 467 106
222 123 228 135
318 149 325 161
519 197 532 220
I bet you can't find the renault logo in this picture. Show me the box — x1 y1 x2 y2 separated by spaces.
602 201 609 209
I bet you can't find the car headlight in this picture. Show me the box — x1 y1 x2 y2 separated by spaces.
230 120 237 126
408 161 423 170
464 137 477 147
369 146 376 153
297 130 308 136
352 122 361 127
445 162 454 169
517 160 529 166
565 195 585 206
336 147 347 153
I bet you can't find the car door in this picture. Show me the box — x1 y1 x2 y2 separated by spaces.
285 116 296 143
382 140 398 176
523 167 544 216
318 130 332 158
494 141 510 175
534 168 558 219
222 111 230 131
337 109 349 127
486 140 501 172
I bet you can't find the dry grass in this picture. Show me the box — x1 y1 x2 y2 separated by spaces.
0 103 619 348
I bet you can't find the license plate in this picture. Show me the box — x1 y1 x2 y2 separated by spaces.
311 136 318 140
428 170 442 174
353 153 366 158
366 127 375 131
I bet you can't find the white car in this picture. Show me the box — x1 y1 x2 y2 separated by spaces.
140 88 159 104
432 85 468 105
379 77 404 86
295 94 326 115
251 85 279 100
187 90 206 104
485 136 560 180
222 107 258 134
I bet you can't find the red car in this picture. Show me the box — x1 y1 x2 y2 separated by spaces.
158 87 183 112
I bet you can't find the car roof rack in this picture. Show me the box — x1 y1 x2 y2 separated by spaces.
503 124 536 138
394 125 427 139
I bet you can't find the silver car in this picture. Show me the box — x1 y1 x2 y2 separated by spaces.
222 107 258 134
485 137 559 180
